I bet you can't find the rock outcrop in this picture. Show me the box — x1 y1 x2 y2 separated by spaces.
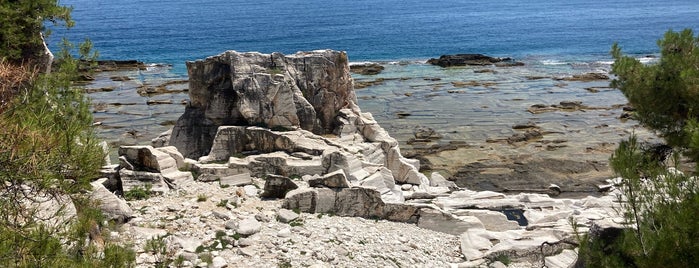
427 54 523 67
169 50 357 159
160 50 429 206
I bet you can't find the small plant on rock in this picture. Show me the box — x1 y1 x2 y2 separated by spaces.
144 235 174 268
196 194 207 202
216 199 228 207
124 184 153 201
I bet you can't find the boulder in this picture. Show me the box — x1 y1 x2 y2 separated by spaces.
349 63 385 75
308 169 351 188
276 208 300 223
261 175 299 198
236 217 262 236
170 50 357 159
89 178 133 222
334 187 385 218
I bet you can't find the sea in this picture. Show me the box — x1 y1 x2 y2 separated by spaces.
51 0 699 74
46 0 699 162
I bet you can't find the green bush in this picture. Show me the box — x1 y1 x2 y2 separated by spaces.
578 29 699 267
611 29 699 152
579 135 699 267
124 184 153 201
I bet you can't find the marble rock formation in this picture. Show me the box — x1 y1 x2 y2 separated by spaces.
162 49 430 205
170 50 356 159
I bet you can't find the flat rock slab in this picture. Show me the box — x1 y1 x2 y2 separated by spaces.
220 173 253 187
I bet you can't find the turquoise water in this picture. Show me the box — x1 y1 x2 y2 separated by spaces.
51 0 699 74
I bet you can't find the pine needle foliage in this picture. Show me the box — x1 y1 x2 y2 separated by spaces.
578 29 699 268
0 1 135 266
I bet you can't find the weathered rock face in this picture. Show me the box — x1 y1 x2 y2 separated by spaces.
170 50 357 159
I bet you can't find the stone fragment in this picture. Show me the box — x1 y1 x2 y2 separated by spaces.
238 247 255 257
212 256 227 268
243 185 258 197
277 209 300 223
277 228 292 238
238 238 254 247
237 217 262 236
212 209 231 220
308 169 351 188
349 62 384 75
118 145 193 192
197 173 220 182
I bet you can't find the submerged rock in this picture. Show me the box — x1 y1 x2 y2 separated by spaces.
350 63 385 75
427 54 523 67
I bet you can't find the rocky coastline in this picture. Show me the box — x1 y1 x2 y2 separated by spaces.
77 50 645 267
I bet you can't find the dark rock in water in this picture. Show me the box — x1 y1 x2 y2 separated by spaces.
354 78 385 89
413 126 441 140
88 60 147 72
494 61 525 67
555 72 609 81
558 101 584 109
350 63 385 75
507 130 543 144
169 50 357 158
512 122 539 130
427 54 523 67
110 76 131 81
